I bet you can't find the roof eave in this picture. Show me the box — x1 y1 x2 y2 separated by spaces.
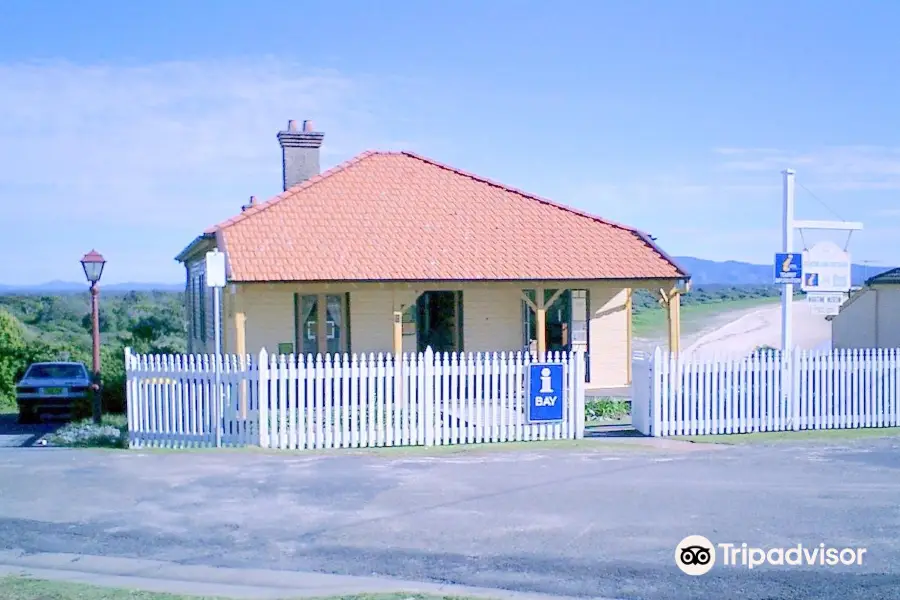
865 268 900 286
174 233 217 263
223 275 688 284
633 230 690 280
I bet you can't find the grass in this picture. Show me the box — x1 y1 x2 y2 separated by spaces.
675 427 900 445
0 576 488 600
632 296 780 338
48 414 128 448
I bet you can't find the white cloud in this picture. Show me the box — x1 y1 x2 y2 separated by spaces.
0 60 404 229
713 146 900 191
0 59 422 283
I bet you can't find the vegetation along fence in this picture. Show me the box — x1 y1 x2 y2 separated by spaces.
632 347 900 437
125 347 586 449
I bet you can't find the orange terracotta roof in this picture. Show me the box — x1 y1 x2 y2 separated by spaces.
196 151 687 282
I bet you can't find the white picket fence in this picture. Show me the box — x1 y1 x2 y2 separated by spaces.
632 347 900 437
125 347 586 450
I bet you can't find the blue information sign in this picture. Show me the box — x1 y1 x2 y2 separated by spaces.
527 363 565 423
774 252 803 284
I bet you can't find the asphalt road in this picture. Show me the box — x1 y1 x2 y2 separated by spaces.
1 439 899 600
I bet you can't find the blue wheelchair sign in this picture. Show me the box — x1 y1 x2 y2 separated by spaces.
527 363 565 423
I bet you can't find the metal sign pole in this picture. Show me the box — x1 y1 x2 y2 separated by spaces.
206 248 227 449
781 169 795 353
213 285 222 448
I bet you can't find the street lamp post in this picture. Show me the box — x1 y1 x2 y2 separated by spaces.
80 250 106 425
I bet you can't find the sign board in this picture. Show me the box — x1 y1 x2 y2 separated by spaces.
774 253 803 284
806 292 844 316
205 250 226 288
526 363 565 423
801 241 851 293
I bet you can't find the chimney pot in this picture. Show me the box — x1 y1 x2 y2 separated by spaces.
276 118 325 191
241 195 258 212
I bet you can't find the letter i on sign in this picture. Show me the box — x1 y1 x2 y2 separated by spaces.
540 367 553 393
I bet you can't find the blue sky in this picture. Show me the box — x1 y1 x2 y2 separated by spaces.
2 0 899 284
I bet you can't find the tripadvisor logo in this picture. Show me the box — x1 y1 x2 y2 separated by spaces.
675 535 716 576
675 535 868 575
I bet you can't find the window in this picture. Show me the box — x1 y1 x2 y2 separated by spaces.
571 290 588 344
191 275 201 339
520 288 590 357
198 274 207 341
294 293 350 355
25 364 88 380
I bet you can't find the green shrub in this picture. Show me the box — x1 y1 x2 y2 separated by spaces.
585 397 630 421
0 309 27 411
48 414 128 448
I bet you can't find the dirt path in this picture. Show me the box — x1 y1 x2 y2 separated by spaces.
634 301 831 359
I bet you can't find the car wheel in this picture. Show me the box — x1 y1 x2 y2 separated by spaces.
18 406 39 425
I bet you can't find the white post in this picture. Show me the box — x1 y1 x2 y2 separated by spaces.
213 286 222 447
258 349 270 448
205 248 227 448
781 168 796 353
424 347 435 446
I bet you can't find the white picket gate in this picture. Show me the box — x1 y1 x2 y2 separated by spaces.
632 347 900 437
125 347 586 450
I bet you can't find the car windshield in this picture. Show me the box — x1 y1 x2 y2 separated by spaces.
25 364 86 380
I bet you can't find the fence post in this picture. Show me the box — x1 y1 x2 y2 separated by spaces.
574 350 585 439
791 347 801 431
651 348 662 437
648 348 662 437
424 347 435 446
258 348 270 448
124 347 134 447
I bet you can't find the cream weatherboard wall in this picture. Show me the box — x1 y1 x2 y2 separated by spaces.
462 287 523 353
227 287 421 357
587 285 629 387
217 283 631 388
832 287 900 349
237 285 294 357
347 289 418 354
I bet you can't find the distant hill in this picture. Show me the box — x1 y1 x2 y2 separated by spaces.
675 256 896 286
0 281 183 294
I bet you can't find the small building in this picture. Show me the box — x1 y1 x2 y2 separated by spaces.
829 267 900 349
175 120 689 388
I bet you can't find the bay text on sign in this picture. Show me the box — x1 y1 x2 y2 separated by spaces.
527 363 565 423
801 241 851 293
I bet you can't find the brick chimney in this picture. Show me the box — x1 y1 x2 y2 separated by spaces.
276 119 324 191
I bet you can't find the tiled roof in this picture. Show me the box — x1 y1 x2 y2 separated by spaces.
867 267 900 285
202 151 687 282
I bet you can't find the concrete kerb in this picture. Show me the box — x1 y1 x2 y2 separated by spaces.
0 550 621 600
100 436 718 457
